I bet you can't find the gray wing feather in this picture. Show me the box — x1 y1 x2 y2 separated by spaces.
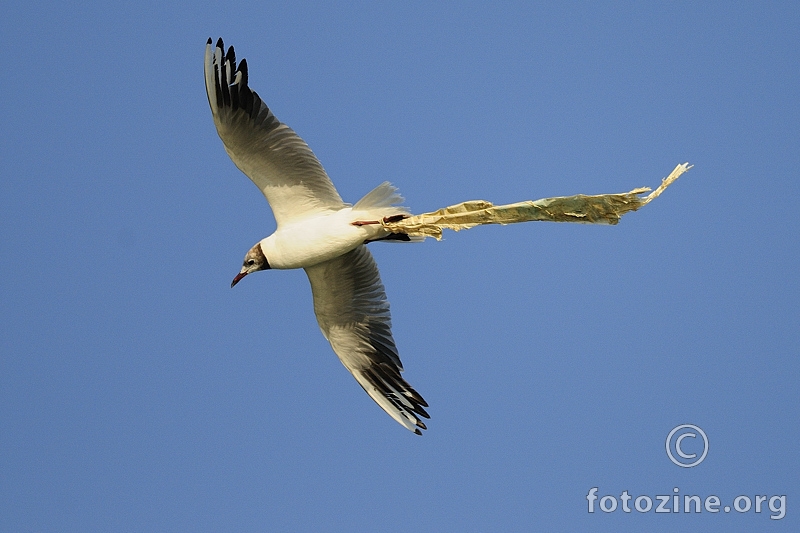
304 246 429 434
204 38 345 226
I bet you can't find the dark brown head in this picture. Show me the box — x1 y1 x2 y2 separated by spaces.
231 243 271 287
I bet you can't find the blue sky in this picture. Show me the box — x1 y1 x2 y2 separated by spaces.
1 1 798 532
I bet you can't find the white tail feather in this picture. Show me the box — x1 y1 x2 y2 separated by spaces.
354 182 405 211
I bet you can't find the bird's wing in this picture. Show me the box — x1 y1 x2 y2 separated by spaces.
304 246 429 434
204 38 345 226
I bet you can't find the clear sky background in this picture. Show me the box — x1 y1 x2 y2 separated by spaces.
1 2 798 532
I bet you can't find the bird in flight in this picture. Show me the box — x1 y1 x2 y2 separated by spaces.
204 38 429 434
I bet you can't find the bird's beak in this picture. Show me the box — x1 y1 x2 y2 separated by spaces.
231 270 248 288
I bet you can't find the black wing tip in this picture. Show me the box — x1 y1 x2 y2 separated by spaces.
363 364 431 432
208 38 263 119
210 38 235 62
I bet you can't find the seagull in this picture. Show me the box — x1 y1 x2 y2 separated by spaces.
204 38 430 434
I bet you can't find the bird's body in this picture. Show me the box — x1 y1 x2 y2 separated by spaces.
260 196 404 270
205 38 429 434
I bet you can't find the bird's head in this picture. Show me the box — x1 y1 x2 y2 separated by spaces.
231 242 271 287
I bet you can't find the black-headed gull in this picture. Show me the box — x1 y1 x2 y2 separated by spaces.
205 38 429 434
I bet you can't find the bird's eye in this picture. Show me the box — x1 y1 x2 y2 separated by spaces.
246 259 255 266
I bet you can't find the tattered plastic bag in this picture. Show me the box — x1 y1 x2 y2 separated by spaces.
383 163 691 240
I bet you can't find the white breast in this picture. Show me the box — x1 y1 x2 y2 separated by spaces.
260 208 386 269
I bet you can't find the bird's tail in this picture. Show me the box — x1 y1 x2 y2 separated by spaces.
354 182 408 212
355 182 424 242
